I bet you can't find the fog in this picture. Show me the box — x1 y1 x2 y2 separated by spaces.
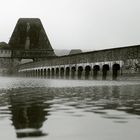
0 0 140 50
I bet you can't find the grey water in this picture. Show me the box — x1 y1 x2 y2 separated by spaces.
0 77 140 140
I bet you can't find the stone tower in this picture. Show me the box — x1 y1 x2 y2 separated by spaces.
9 18 55 59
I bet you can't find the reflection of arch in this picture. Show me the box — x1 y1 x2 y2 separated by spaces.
85 65 91 79
60 67 64 78
78 66 83 79
71 66 76 79
112 63 120 80
66 67 70 78
51 68 55 78
93 65 100 79
47 68 50 78
102 64 109 80
56 68 59 78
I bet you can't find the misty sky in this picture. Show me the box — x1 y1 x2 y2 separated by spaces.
0 0 140 50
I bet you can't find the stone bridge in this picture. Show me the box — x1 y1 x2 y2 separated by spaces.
18 45 140 80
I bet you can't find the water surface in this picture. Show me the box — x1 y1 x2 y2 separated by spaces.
0 77 140 140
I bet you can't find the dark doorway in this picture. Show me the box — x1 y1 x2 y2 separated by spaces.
38 69 41 77
71 67 76 79
66 67 70 78
41 69 43 77
78 66 83 79
44 69 47 78
56 68 59 78
47 68 50 78
51 68 55 78
112 64 120 80
60 67 64 78
85 66 91 79
102 64 109 80
93 65 100 79
35 70 38 77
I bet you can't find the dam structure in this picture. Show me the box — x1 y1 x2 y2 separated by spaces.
19 45 140 80
0 18 140 80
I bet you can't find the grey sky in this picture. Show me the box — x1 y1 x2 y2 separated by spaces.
0 0 140 50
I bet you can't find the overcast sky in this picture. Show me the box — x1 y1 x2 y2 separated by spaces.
0 0 140 50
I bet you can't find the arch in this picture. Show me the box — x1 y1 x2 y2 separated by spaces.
41 69 43 77
112 63 120 80
102 64 110 80
35 69 38 77
93 65 100 79
66 67 70 78
51 68 55 78
44 69 47 77
47 68 51 78
85 65 91 79
56 68 59 78
38 69 41 77
60 67 64 78
71 66 76 79
78 66 83 79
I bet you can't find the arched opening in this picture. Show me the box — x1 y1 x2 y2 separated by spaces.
47 68 50 78
44 69 47 77
66 67 70 78
35 69 37 77
112 63 120 80
78 66 83 79
71 66 76 79
93 65 100 79
51 68 55 78
60 67 64 78
102 64 110 80
56 68 59 78
38 69 41 77
41 69 43 77
85 65 91 79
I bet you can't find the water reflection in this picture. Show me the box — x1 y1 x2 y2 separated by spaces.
8 88 52 138
0 80 140 139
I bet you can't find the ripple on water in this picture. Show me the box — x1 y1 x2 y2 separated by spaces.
0 77 140 139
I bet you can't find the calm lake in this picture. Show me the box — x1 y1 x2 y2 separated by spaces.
0 77 140 140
